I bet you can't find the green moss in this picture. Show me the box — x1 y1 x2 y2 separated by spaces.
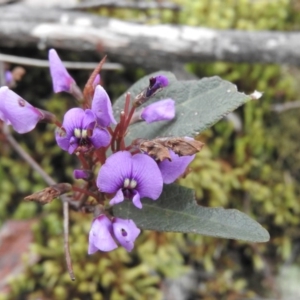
2 1 300 299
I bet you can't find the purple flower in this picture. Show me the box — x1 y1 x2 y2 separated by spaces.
73 169 93 181
55 107 110 154
48 49 83 99
141 99 175 123
88 215 140 254
0 86 44 134
91 85 116 127
158 150 195 184
112 218 141 252
5 71 13 85
97 151 163 209
88 215 117 254
93 74 100 88
146 75 169 97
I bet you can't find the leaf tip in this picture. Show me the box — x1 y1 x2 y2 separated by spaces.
250 90 263 100
260 227 270 242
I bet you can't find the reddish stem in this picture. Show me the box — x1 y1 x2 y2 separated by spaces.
107 126 114 136
54 120 63 128
72 186 98 200
124 106 136 130
94 147 106 165
77 153 89 169
124 92 131 116
82 55 107 108
110 123 120 153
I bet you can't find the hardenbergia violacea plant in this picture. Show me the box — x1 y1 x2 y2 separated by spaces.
0 49 269 280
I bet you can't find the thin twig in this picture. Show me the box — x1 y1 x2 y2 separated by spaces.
3 125 55 185
0 53 123 70
63 201 75 281
271 101 300 113
3 125 75 280
0 0 19 4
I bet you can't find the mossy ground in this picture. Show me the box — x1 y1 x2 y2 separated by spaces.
1 0 300 299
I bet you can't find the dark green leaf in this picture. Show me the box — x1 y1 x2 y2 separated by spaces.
113 72 255 141
113 184 270 242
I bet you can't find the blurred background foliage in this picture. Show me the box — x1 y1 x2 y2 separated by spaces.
1 0 300 299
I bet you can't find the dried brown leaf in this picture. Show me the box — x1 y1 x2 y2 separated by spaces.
157 137 204 156
134 137 204 160
24 183 72 205
137 139 171 161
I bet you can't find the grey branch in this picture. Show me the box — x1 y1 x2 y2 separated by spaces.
271 101 300 113
67 0 181 11
0 53 123 70
1 3 300 69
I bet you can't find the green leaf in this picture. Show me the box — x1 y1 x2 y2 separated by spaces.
113 72 254 141
113 184 270 243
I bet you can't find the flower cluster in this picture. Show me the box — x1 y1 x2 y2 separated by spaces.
0 49 200 255
89 215 140 253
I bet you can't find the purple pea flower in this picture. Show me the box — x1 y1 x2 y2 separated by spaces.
88 215 140 254
112 218 141 252
158 150 195 184
91 85 117 127
97 151 163 209
55 107 110 154
146 75 169 97
141 98 175 123
88 215 117 253
48 49 83 99
0 86 44 134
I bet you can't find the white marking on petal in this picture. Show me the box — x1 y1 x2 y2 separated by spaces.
123 178 130 188
74 128 81 138
129 179 137 189
81 129 87 138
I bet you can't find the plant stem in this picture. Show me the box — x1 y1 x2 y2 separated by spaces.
2 124 75 280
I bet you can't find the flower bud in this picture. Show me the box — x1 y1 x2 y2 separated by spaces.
73 169 94 181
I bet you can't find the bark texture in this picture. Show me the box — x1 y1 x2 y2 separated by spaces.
0 4 300 68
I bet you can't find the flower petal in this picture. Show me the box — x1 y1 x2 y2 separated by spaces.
109 188 125 206
55 127 70 152
158 150 195 184
82 109 96 130
112 218 141 252
90 127 110 149
73 169 93 180
5 71 13 85
0 86 44 133
131 153 163 200
141 98 175 123
91 85 116 127
146 75 169 97
68 136 79 154
154 75 168 88
88 215 117 254
61 107 85 134
55 108 85 153
48 49 76 93
132 191 142 209
93 74 101 88
97 151 132 194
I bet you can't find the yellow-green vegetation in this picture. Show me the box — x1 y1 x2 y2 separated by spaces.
2 0 300 299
